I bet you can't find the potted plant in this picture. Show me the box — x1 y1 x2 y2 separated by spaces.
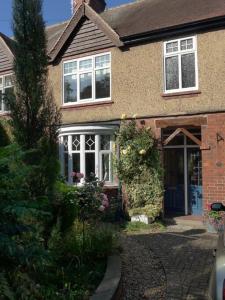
204 207 225 233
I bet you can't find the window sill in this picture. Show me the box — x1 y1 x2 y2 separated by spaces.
69 183 118 189
161 90 201 99
0 111 10 116
61 100 114 110
103 184 119 189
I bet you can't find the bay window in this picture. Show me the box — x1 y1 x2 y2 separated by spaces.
164 36 198 93
63 53 111 104
0 74 13 112
59 131 114 185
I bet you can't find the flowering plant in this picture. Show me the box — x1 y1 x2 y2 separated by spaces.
98 193 110 212
115 119 163 220
204 205 225 232
71 172 84 183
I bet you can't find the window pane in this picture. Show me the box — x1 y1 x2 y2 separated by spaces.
102 153 110 181
64 152 69 181
181 38 193 51
72 153 81 183
80 73 92 100
95 68 110 99
3 87 13 111
0 78 3 88
85 135 95 151
85 153 95 178
166 41 178 53
64 74 77 103
4 75 13 87
165 56 179 90
181 53 195 88
79 59 92 71
95 54 110 68
101 135 110 150
63 136 68 152
0 90 3 111
64 61 77 74
72 135 80 151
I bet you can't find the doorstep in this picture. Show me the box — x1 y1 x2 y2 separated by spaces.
164 215 205 229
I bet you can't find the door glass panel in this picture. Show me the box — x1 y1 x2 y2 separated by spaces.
164 148 185 214
188 149 202 215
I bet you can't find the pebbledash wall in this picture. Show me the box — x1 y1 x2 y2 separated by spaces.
49 28 225 124
48 25 225 212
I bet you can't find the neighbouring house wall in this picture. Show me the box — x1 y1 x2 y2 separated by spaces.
0 44 13 74
48 27 225 125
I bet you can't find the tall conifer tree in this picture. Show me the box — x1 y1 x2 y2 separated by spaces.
10 0 61 149
9 0 61 196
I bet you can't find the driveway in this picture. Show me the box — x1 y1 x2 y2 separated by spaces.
120 224 217 300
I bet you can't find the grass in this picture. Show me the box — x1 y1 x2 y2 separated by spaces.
121 220 166 233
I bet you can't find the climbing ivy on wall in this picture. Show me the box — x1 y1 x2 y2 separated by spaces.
115 118 164 220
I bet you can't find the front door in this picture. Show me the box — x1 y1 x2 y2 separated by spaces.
164 148 185 215
163 128 202 216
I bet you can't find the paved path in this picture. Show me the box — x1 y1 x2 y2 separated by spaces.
121 224 217 300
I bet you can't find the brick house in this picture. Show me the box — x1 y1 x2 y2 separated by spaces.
1 0 225 217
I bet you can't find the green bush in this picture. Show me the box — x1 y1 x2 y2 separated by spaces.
56 176 110 232
50 220 117 263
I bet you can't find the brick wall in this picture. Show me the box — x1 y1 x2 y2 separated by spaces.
202 113 225 209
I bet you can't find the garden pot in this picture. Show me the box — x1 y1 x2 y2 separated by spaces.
131 214 153 224
205 220 224 234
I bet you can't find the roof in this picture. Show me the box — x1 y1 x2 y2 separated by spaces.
45 21 68 52
49 4 123 62
1 0 225 60
0 32 15 55
101 0 225 38
44 0 225 50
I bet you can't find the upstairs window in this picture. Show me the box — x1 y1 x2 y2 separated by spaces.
63 53 111 104
164 37 198 93
0 74 14 112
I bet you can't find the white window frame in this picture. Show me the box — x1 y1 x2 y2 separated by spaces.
0 73 13 113
163 36 198 94
59 126 116 186
62 52 111 106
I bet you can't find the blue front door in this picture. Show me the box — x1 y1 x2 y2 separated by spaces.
187 149 202 215
164 145 202 216
164 148 185 215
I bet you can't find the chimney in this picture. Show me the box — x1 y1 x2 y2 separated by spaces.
71 0 106 14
